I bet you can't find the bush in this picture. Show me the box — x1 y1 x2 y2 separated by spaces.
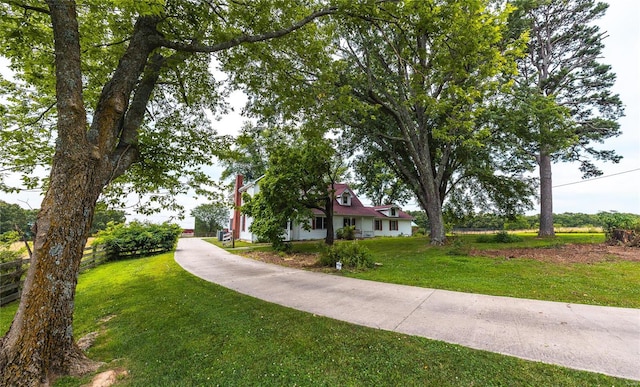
319 242 374 270
447 237 471 256
94 221 182 260
0 231 21 245
476 231 523 244
598 211 640 241
336 226 356 240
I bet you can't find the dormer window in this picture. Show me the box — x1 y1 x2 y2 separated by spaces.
390 208 397 216
341 192 351 206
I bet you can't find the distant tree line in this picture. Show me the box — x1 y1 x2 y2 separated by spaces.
0 200 125 237
406 210 639 232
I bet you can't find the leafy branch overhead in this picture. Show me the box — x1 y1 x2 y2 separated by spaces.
0 0 338 213
0 1 342 384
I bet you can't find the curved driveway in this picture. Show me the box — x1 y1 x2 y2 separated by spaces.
174 238 640 381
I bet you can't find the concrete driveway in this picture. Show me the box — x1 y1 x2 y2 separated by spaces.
174 238 640 381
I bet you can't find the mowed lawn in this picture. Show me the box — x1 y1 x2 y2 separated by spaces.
1 250 637 386
339 234 640 309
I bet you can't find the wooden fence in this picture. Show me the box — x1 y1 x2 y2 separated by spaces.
0 245 106 307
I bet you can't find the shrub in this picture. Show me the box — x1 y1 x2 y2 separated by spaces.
336 226 356 240
319 242 374 270
447 237 471 256
598 211 640 241
0 231 21 245
94 221 182 260
476 231 523 244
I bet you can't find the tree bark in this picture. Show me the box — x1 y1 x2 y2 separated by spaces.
538 152 555 237
420 195 445 245
0 4 158 385
324 195 335 246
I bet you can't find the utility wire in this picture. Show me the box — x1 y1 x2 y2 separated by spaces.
553 168 640 188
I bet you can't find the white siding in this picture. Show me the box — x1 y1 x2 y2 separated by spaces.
373 219 412 237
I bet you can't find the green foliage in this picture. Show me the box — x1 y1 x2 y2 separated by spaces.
90 202 126 235
351 155 413 206
0 247 23 265
598 212 640 239
0 0 333 214
476 231 524 244
0 230 20 246
242 128 344 247
336 225 355 240
191 202 229 235
319 241 374 270
93 221 182 261
447 237 471 256
506 0 624 175
0 231 23 264
0 201 37 236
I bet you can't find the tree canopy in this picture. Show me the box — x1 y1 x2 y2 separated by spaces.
505 0 624 236
191 202 229 235
242 128 345 248
0 1 339 384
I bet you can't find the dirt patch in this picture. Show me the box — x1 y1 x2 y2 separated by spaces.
471 243 640 264
242 243 638 268
241 251 325 270
82 369 128 387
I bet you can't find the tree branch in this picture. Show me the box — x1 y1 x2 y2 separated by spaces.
8 1 50 15
155 6 337 53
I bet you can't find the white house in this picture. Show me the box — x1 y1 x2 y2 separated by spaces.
231 175 413 242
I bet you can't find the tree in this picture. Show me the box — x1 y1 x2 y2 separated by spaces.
0 1 337 384
89 202 126 235
219 123 269 182
329 1 530 244
507 0 624 237
0 200 37 235
232 1 534 245
351 152 413 206
191 203 229 236
242 128 344 248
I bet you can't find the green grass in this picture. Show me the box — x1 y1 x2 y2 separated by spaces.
345 235 640 308
1 252 636 386
220 233 639 309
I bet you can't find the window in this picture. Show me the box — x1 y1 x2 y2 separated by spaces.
343 217 356 227
389 220 398 231
241 215 246 232
313 216 327 230
374 220 382 231
390 208 397 216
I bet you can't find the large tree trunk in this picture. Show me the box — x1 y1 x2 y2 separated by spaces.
424 199 446 245
0 157 106 385
538 152 555 237
0 3 157 384
414 178 446 245
325 195 335 246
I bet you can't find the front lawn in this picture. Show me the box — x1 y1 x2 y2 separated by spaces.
1 252 635 386
221 233 640 309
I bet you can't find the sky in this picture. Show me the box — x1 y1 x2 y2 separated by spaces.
1 1 638 228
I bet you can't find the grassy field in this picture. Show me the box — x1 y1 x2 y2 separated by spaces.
1 251 636 386
344 234 640 308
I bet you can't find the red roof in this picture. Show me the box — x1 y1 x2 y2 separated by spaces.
312 183 412 219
